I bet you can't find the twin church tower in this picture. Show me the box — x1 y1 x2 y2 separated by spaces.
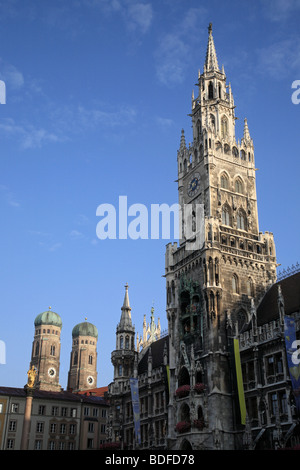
29 309 98 392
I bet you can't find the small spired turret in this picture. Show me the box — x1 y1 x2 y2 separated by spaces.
137 306 161 355
111 284 136 383
67 318 98 392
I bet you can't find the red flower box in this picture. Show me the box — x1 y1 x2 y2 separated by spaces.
193 419 205 430
99 442 121 450
175 385 190 398
194 383 205 393
175 421 191 433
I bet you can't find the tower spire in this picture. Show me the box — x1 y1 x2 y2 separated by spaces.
122 282 131 311
243 118 251 142
180 128 186 150
119 282 133 329
205 23 219 72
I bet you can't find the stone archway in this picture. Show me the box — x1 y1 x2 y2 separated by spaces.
180 439 193 450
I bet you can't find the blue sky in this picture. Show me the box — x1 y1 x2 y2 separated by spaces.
0 0 300 389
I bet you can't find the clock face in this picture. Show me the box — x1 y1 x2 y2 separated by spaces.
48 367 56 378
187 172 200 197
87 376 94 385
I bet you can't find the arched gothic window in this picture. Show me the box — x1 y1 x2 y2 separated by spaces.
232 146 239 157
232 274 239 294
222 206 231 226
235 178 243 194
247 278 254 297
221 116 228 138
178 366 190 386
237 210 246 230
74 351 78 365
197 120 201 141
220 173 229 189
237 310 247 331
208 81 213 99
180 403 191 422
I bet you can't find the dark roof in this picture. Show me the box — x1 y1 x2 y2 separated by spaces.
256 272 300 326
138 335 169 375
0 386 108 405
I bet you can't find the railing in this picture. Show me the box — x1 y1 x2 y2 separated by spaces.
277 262 300 281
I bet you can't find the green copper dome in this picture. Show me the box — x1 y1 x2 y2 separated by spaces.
34 310 62 328
72 321 98 339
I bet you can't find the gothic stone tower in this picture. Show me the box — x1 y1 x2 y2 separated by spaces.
67 320 98 392
30 308 62 392
165 24 277 450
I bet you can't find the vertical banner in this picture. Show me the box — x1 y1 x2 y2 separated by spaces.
163 364 170 404
284 316 300 411
233 338 246 425
129 378 141 445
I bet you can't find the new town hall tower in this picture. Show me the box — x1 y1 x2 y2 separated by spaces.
165 24 277 450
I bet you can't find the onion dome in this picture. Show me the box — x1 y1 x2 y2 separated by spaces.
72 320 98 339
34 308 62 328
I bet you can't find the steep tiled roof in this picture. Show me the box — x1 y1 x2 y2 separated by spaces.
138 335 169 375
256 272 300 326
0 386 108 405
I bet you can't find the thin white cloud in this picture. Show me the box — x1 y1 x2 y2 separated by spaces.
77 104 137 128
0 117 64 149
156 116 174 128
0 184 20 208
126 3 153 34
70 229 84 240
256 38 300 77
78 0 153 34
155 33 189 86
47 242 62 252
155 7 207 85
0 63 24 90
261 0 300 22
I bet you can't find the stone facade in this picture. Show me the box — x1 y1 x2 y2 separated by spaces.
0 386 108 450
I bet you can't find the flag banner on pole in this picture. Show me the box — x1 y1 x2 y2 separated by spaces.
229 337 246 425
129 378 141 445
284 316 300 411
163 365 170 403
233 338 246 425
